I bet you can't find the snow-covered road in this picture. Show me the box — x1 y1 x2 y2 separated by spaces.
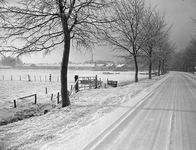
37 74 170 150
84 72 196 150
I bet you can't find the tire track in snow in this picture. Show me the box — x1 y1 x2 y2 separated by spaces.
167 105 175 150
166 76 176 150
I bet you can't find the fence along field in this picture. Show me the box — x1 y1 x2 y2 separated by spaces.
11 74 114 108
0 69 148 109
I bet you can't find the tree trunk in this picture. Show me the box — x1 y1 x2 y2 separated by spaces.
148 49 152 79
161 60 165 75
58 0 71 107
148 58 152 79
133 55 139 82
158 59 161 76
61 36 71 107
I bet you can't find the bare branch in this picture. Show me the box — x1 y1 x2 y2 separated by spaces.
0 0 117 106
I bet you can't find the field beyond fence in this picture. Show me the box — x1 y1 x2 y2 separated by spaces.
0 69 149 109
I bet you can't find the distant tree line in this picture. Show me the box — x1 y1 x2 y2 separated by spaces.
0 56 23 67
171 36 196 73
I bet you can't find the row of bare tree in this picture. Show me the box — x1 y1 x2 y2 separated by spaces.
99 0 175 81
0 0 175 107
171 36 196 73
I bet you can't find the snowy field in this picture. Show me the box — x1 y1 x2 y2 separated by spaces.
0 69 150 149
0 69 148 110
0 69 149 126
0 69 139 83
0 73 168 150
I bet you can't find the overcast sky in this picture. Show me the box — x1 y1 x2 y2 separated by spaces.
6 0 196 64
147 0 196 49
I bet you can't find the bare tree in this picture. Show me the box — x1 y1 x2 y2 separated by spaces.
171 50 192 72
167 35 196 73
100 0 151 82
181 36 196 72
156 38 175 75
0 0 112 107
141 8 172 79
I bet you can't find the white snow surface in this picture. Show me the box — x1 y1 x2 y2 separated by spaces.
0 73 169 150
0 70 148 122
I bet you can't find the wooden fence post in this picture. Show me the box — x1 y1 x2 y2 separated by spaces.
51 93 53 101
14 100 16 108
19 75 21 81
34 76 36 81
95 75 98 89
34 94 37 104
40 76 42 82
2 75 4 80
57 92 59 104
75 75 79 93
28 74 31 82
45 75 46 82
57 76 59 82
49 74 51 82
11 75 12 81
45 87 48 94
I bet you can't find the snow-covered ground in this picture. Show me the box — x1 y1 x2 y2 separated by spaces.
0 73 168 150
0 69 148 122
0 69 143 83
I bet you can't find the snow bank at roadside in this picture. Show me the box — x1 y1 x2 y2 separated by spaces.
0 74 168 150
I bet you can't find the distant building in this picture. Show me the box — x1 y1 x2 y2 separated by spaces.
14 62 96 70
68 63 95 70
35 63 61 69
96 64 105 67
106 63 116 70
115 64 131 71
94 63 106 71
0 66 12 69
15 63 36 69
15 63 61 69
